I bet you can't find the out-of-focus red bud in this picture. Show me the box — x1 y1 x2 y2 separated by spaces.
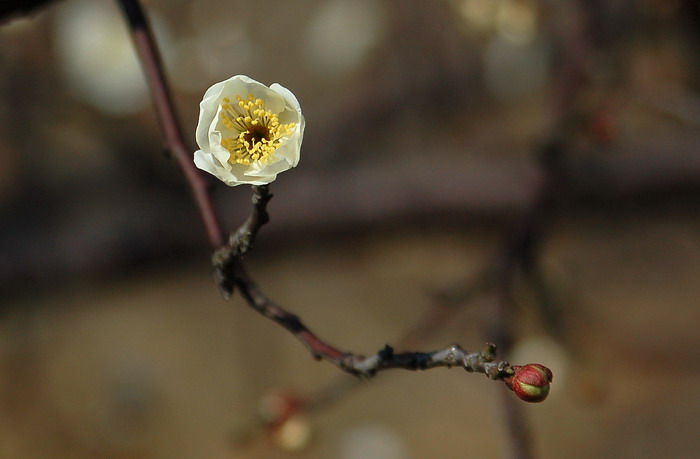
505 363 553 403
590 108 617 145
258 391 302 428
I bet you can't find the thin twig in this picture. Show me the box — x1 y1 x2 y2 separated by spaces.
231 341 514 447
235 256 513 378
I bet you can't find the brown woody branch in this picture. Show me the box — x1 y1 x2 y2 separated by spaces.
118 0 547 399
118 0 223 248
232 253 513 378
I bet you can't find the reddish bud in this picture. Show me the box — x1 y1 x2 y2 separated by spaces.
505 364 553 403
259 391 302 428
590 109 617 145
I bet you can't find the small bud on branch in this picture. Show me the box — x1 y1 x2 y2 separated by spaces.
504 364 553 403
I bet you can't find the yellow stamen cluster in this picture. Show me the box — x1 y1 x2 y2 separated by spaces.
219 94 296 166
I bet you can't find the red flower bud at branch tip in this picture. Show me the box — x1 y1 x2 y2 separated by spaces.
504 364 553 403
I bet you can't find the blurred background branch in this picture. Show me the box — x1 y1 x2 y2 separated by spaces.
0 0 57 22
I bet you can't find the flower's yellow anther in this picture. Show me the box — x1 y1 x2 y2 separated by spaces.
218 94 296 166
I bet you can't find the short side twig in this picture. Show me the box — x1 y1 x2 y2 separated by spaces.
228 185 272 256
212 185 272 297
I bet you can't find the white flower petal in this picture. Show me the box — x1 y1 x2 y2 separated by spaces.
193 149 223 175
195 80 227 151
207 107 233 165
271 132 302 167
270 83 302 113
247 156 291 178
222 75 287 114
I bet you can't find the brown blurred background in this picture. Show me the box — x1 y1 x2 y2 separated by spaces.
1 0 700 457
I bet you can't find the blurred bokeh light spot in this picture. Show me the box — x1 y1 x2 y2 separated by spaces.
273 415 313 452
194 25 253 84
303 0 385 77
496 0 538 45
483 35 549 101
339 423 408 459
52 0 169 116
456 0 499 31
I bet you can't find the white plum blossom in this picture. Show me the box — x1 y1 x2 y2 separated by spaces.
193 75 304 186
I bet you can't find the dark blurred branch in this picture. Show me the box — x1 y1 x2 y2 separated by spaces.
247 139 700 243
0 0 57 22
490 1 599 457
